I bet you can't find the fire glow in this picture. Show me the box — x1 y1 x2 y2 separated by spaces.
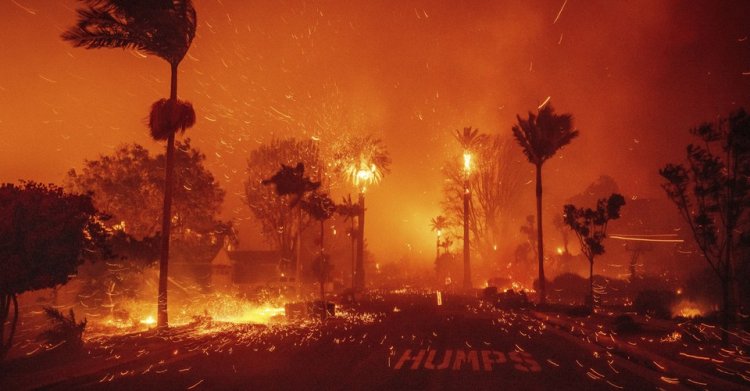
672 300 706 319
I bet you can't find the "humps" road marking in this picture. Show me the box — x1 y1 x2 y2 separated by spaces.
393 349 541 372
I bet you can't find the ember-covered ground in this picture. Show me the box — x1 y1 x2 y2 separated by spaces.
2 291 748 390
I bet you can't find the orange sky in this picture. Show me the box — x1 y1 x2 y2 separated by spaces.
1 0 748 262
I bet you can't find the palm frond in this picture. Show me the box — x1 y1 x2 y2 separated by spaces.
63 0 196 65
512 103 579 165
148 99 196 141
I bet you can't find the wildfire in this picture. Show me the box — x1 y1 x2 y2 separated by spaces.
140 315 156 326
671 300 705 319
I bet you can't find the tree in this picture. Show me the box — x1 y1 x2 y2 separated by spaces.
66 141 230 311
442 135 527 269
512 103 579 304
66 140 229 264
337 194 362 289
262 161 321 292
563 194 626 310
63 0 198 329
660 108 750 343
332 134 391 291
245 139 323 272
0 182 109 360
452 127 487 289
301 191 336 319
430 215 449 262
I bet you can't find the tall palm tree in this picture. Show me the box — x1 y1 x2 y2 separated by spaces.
512 104 579 305
337 194 362 289
332 135 391 291
430 215 448 261
453 127 486 290
63 0 197 328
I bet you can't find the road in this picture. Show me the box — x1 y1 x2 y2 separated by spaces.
21 292 695 390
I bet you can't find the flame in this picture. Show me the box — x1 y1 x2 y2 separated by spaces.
671 300 705 318
348 163 380 193
140 315 156 326
463 151 472 173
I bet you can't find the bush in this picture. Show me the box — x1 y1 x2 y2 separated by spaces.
634 290 676 319
38 307 86 350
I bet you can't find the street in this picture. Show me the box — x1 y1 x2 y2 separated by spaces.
16 292 703 390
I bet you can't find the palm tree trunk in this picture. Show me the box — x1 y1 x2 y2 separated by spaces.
589 260 594 310
463 178 471 290
436 236 440 261
320 219 326 321
355 192 365 291
350 219 355 290
536 163 546 305
157 62 179 329
296 205 302 296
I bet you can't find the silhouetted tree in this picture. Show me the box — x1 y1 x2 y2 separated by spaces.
337 194 362 289
563 193 625 310
0 182 109 360
332 134 391 291
453 127 487 289
262 161 321 291
660 108 750 343
513 103 579 304
63 0 198 329
246 139 322 272
301 191 336 319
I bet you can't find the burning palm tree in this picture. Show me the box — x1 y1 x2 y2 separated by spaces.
454 127 486 290
333 135 391 291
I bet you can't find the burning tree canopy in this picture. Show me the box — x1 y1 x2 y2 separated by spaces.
332 134 392 193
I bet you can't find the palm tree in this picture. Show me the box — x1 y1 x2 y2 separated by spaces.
332 135 391 291
337 194 362 289
301 191 336 320
512 104 579 305
430 215 449 261
453 127 486 290
62 0 197 329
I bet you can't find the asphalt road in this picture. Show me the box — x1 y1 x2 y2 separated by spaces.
36 292 690 390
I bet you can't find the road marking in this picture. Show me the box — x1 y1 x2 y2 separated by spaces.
393 349 541 372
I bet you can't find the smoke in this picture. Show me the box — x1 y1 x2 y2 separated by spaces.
0 0 748 264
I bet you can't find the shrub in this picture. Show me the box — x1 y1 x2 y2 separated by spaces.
39 307 86 350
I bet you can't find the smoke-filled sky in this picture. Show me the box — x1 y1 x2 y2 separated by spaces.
1 0 748 262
